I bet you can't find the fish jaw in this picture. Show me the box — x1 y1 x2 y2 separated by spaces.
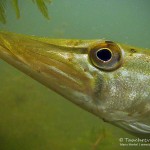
0 32 150 134
0 32 103 117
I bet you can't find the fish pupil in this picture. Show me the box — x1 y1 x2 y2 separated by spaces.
96 48 112 62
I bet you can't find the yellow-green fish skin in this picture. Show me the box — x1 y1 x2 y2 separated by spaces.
0 32 150 135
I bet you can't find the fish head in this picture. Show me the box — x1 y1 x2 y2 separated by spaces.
0 32 150 134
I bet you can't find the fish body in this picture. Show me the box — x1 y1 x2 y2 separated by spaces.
0 32 150 135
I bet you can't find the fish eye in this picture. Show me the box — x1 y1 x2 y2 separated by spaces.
96 48 112 62
89 41 124 71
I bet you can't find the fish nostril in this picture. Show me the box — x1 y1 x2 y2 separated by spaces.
96 48 112 62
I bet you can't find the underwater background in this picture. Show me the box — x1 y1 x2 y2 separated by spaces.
0 0 150 150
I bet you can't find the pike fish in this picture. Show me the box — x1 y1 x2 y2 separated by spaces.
0 32 150 135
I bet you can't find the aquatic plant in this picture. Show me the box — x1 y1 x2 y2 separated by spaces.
0 0 51 24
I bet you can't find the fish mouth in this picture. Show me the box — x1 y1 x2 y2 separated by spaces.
0 32 94 103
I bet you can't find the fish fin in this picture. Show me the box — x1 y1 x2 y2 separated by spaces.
114 120 150 134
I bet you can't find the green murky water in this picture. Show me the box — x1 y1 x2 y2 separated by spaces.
0 0 150 150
